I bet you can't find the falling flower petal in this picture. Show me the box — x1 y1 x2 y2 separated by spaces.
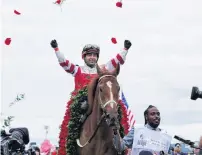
116 2 122 8
5 38 11 45
14 10 21 15
54 0 66 5
111 37 117 44
53 0 65 12
55 0 61 4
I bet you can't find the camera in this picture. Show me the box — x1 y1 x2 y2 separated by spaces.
1 127 35 155
191 86 202 100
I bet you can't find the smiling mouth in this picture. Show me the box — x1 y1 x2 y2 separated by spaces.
89 60 95 63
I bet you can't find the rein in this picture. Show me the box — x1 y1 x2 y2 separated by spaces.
76 113 105 147
76 75 122 154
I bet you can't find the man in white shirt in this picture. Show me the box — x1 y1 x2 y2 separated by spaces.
113 105 172 155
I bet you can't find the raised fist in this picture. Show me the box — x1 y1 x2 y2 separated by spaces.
50 39 58 48
124 40 132 50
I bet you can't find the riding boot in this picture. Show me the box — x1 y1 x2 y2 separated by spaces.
79 101 89 124
79 113 88 123
80 100 88 111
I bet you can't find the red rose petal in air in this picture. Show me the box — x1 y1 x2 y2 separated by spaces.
14 10 21 15
55 0 61 4
111 37 117 44
116 2 122 8
5 38 11 45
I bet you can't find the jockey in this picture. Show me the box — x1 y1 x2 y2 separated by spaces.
50 39 132 90
50 39 132 122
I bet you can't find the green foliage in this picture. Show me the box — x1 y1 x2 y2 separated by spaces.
66 87 88 155
2 116 15 129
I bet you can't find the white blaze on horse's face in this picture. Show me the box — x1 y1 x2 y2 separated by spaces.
106 81 114 108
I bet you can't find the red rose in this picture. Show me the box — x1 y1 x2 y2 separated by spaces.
116 2 122 8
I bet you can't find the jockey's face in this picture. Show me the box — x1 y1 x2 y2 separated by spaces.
84 53 98 68
146 107 160 128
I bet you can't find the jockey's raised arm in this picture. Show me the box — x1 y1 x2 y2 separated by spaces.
51 39 79 77
51 39 132 78
103 40 131 71
54 47 79 76
104 48 128 71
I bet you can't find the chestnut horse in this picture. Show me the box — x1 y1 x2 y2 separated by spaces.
76 64 123 155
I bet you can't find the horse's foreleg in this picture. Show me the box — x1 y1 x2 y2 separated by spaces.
104 148 118 155
78 145 96 155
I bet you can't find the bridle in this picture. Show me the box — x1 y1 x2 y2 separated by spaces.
76 75 122 154
98 75 118 109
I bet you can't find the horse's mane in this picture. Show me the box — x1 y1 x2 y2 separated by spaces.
87 76 99 108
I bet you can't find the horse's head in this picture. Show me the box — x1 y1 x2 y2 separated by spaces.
95 64 120 127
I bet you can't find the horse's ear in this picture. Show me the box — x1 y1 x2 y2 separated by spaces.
96 64 102 76
112 64 120 76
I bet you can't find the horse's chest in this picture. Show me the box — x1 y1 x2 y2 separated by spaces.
92 142 117 155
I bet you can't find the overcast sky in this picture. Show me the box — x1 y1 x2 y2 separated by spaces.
1 0 202 146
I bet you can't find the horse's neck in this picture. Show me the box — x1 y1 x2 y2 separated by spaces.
99 120 113 140
88 92 113 138
88 92 102 131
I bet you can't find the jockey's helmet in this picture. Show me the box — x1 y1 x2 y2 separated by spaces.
82 44 100 59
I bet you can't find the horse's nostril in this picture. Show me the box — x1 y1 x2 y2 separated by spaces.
106 113 110 118
111 118 115 122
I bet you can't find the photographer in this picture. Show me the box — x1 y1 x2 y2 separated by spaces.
1 127 32 155
191 86 202 100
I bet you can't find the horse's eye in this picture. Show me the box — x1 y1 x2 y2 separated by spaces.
116 86 120 92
